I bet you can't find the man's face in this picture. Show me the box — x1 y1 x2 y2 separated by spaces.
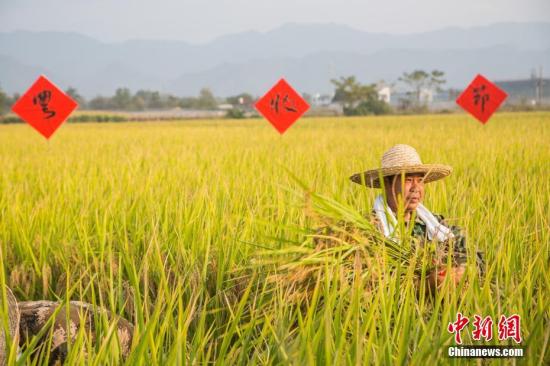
385 173 425 212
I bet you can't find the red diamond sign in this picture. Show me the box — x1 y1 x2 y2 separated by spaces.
11 75 78 139
456 74 507 124
255 78 310 134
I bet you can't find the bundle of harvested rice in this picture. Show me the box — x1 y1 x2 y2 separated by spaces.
253 189 458 305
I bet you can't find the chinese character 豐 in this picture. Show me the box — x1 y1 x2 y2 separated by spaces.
33 90 56 119
448 312 470 344
498 314 522 343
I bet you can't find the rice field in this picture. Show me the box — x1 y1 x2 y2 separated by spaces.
1 112 549 365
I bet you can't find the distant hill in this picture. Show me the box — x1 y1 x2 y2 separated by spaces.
1 22 549 97
167 47 550 96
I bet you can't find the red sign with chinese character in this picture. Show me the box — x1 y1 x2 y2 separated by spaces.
456 74 507 124
255 78 309 134
11 75 78 139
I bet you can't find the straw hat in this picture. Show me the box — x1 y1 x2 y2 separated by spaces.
349 144 452 188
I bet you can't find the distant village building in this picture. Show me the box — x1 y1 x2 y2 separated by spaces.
311 93 334 107
495 77 549 105
376 85 391 103
419 88 434 104
309 92 343 115
217 103 234 110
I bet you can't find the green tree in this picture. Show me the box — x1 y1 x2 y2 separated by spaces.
331 76 367 109
179 97 196 109
165 95 181 109
353 98 392 116
331 76 391 116
149 91 162 109
134 90 163 109
0 86 6 116
225 108 246 119
398 70 446 106
113 88 132 110
88 96 113 110
196 88 217 110
65 87 86 107
131 96 146 111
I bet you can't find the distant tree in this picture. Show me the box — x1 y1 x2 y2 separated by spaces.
331 76 391 116
85 88 222 111
112 88 132 110
88 96 114 110
165 95 181 109
331 76 365 109
398 70 446 106
196 88 217 110
354 98 392 116
225 108 246 119
132 95 146 111
0 86 6 115
10 93 20 112
179 97 196 109
134 90 163 109
65 87 86 107
149 91 162 109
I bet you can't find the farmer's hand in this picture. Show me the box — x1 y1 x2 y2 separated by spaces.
427 264 466 292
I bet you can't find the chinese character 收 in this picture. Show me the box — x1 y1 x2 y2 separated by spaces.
448 312 470 344
473 84 490 113
498 314 522 343
33 90 56 119
472 315 493 341
270 93 297 114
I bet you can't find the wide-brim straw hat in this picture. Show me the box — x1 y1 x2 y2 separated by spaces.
349 144 452 188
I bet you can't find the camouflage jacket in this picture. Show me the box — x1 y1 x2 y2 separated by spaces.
371 211 485 275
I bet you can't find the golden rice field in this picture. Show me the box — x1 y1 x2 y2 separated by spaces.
0 112 549 365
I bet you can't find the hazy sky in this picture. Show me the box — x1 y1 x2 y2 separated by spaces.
1 0 549 43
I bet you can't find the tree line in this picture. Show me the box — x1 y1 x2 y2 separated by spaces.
330 69 446 116
71 87 222 111
1 69 446 117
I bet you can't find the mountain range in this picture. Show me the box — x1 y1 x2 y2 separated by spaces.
1 22 549 97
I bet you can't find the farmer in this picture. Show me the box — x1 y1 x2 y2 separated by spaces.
349 144 484 292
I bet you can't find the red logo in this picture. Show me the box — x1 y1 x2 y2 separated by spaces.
448 313 522 344
472 315 494 341
498 314 522 344
456 74 507 124
255 78 309 134
448 312 470 344
11 75 78 139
